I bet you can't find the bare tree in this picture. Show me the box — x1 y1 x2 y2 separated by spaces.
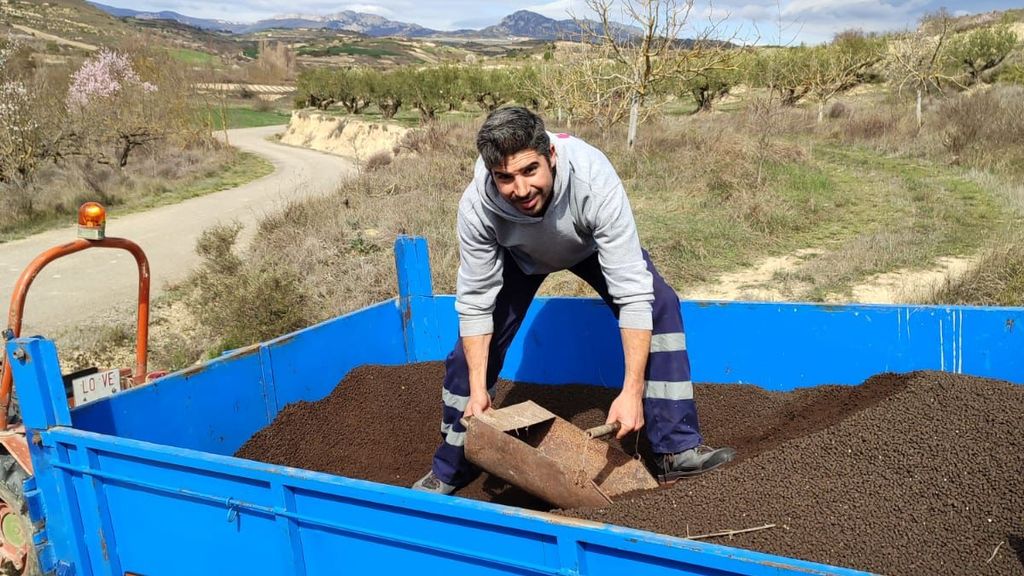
887 17 959 130
806 31 883 123
576 0 705 149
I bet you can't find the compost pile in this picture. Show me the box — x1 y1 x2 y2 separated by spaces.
236 363 1024 575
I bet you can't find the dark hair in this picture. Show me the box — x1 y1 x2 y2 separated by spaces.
476 106 551 170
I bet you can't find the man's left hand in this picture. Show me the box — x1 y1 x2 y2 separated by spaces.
606 389 644 439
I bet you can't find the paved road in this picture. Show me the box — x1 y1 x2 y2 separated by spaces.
0 125 355 337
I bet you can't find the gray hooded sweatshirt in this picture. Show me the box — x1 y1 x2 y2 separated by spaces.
455 132 654 337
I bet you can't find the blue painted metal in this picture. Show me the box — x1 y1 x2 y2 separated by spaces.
70 299 407 455
412 296 1024 390
7 235 1022 575
395 235 446 361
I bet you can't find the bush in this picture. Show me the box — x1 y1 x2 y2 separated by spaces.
363 150 392 172
841 108 900 141
187 223 311 351
937 85 1024 167
827 101 851 119
929 236 1024 305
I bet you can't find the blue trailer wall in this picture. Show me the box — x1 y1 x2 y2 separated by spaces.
405 296 1024 389
8 236 1023 576
395 236 1024 389
64 235 1024 456
70 298 407 455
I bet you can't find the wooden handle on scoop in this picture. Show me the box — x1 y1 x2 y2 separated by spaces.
585 422 621 439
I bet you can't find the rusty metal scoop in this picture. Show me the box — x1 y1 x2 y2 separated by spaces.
462 401 659 509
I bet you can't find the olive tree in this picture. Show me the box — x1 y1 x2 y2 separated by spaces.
681 50 742 113
947 25 1018 86
366 69 408 120
748 46 814 106
405 66 466 123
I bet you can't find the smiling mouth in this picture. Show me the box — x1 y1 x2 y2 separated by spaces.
517 196 539 211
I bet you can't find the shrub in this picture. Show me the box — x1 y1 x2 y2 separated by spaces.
937 85 1024 167
363 150 392 172
827 101 851 119
187 223 312 351
929 236 1024 306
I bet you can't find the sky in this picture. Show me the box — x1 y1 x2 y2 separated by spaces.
95 1 1023 44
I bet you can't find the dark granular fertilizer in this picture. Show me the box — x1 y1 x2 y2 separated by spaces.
235 364 1024 575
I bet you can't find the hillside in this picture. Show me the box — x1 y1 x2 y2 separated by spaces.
1 0 244 60
1 0 134 47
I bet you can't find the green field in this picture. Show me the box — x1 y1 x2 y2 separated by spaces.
207 107 293 130
167 47 218 65
297 43 401 58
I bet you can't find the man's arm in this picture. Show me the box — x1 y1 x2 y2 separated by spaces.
454 191 503 418
582 153 655 437
606 327 651 438
462 333 493 418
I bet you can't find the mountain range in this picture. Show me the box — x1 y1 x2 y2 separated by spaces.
88 3 632 41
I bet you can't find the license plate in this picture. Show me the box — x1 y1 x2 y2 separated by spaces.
72 368 122 406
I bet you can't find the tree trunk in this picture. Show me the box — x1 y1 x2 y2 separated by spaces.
117 139 133 168
915 88 923 131
692 88 712 113
626 92 640 150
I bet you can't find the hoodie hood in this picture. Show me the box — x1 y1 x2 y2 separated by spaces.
474 139 570 224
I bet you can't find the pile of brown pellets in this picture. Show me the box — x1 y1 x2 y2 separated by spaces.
236 363 1024 575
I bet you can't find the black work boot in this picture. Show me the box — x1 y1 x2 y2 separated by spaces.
411 471 458 495
658 445 736 482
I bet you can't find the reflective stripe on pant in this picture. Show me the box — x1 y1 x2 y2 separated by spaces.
431 249 702 486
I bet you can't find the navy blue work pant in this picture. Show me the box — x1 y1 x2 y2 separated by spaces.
432 250 702 486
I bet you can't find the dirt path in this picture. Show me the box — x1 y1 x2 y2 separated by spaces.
0 126 355 338
681 250 978 304
9 24 98 52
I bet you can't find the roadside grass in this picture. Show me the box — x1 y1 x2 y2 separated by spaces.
127 151 274 209
0 152 273 242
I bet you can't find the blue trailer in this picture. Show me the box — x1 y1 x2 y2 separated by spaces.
6 236 1024 575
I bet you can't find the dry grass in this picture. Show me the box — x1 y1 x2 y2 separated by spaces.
178 87 1023 353
935 85 1024 172
821 85 1024 176
0 143 269 240
183 108 826 347
929 234 1024 306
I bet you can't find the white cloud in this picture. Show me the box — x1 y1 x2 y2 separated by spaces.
523 0 588 20
782 0 929 18
341 4 396 16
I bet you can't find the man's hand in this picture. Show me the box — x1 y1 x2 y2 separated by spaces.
606 390 644 439
609 326 650 439
463 391 492 419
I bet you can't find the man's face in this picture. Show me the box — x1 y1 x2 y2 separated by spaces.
491 146 557 217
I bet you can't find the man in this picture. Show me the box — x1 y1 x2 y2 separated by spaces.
413 106 734 495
